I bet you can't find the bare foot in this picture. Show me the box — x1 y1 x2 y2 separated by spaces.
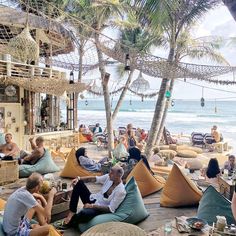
64 211 75 224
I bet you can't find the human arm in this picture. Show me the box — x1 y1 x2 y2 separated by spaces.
23 149 42 162
5 143 20 157
29 137 37 150
33 193 47 207
83 203 110 213
71 176 97 187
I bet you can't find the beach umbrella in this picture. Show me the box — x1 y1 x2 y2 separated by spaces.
130 72 150 93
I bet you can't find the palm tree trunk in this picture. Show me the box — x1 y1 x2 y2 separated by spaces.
145 47 175 159
112 69 134 121
156 79 175 145
95 32 114 157
74 43 84 129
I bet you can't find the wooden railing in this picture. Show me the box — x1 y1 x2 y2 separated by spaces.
0 59 66 80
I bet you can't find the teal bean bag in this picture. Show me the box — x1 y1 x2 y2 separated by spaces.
78 177 149 232
197 186 235 225
0 215 5 236
0 133 5 145
19 149 60 178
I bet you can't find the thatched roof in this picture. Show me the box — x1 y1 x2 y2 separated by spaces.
223 0 236 21
0 6 74 57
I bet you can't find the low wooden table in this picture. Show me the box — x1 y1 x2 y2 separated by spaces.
51 188 73 222
219 176 235 200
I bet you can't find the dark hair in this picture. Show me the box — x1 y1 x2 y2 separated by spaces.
75 147 87 165
206 158 220 179
128 147 141 161
26 173 42 190
229 155 235 160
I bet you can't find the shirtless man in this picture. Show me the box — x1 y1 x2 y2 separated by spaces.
0 133 20 158
211 125 221 143
21 136 45 165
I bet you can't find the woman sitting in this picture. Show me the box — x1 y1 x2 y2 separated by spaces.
76 147 108 172
79 124 93 143
113 136 129 161
200 158 221 190
150 147 166 166
127 147 152 172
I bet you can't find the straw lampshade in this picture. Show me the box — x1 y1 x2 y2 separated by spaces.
130 72 150 93
8 25 39 63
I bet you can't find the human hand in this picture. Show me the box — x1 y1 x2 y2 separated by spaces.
48 187 57 196
71 177 79 187
83 203 94 209
29 137 34 142
46 212 51 223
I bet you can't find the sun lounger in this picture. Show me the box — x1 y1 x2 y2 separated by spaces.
191 132 205 147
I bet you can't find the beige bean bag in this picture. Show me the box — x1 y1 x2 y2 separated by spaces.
177 149 198 158
159 150 177 159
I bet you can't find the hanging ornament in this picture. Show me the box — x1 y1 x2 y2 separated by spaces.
184 78 186 82
69 70 74 84
124 54 131 71
8 25 39 63
171 99 175 107
200 87 205 107
214 99 217 113
141 95 144 102
85 100 88 106
165 90 171 98
130 72 150 93
129 99 132 105
80 94 84 99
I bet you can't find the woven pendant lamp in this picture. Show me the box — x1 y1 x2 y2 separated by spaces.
130 72 150 93
8 25 39 63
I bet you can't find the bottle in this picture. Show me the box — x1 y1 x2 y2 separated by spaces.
224 226 229 233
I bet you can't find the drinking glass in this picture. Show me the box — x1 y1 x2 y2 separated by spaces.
164 221 172 233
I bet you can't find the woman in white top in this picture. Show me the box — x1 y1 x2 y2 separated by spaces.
58 165 126 229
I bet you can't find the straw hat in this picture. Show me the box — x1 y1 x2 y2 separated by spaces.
81 222 147 236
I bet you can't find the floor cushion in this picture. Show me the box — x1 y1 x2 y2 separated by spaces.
0 215 5 236
160 164 202 207
127 160 165 197
0 199 6 211
187 147 203 154
60 148 100 178
19 149 60 178
78 177 149 233
79 133 89 143
159 145 170 150
185 159 203 170
177 150 198 158
169 144 177 151
197 186 234 225
81 222 147 236
159 150 177 159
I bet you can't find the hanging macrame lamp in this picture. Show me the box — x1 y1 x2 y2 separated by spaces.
91 80 102 94
130 72 150 93
8 25 39 63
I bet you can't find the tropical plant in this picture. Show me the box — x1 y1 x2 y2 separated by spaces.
134 0 221 158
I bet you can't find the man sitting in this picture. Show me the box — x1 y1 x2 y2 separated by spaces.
20 136 45 165
0 133 20 159
3 172 56 236
223 155 236 175
57 165 126 229
211 125 221 143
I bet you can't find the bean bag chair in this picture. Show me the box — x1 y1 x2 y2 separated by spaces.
0 133 4 145
151 164 172 176
169 144 177 151
177 150 198 158
127 160 165 197
0 199 6 211
60 148 100 178
78 177 149 233
185 159 203 170
79 132 89 143
19 150 60 178
186 147 203 154
49 225 63 236
159 145 170 150
0 215 5 236
197 186 235 225
160 164 202 207
159 150 177 159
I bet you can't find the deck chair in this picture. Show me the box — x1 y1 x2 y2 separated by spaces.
94 132 108 149
118 127 126 135
191 132 205 147
163 127 177 145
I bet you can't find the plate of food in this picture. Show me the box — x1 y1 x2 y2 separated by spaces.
186 218 207 230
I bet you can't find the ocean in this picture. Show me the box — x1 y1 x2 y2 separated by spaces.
64 99 236 150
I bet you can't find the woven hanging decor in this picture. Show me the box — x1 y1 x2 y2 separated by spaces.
131 72 150 93
8 25 39 63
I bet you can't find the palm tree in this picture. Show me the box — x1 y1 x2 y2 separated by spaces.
134 0 220 158
156 31 229 145
112 19 162 121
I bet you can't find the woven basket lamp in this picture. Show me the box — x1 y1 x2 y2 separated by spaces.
81 222 147 236
8 25 39 63
130 72 150 93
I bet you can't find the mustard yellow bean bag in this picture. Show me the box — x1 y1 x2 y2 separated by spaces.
150 164 172 176
0 198 6 211
160 164 202 207
177 149 198 158
79 132 89 143
60 148 101 178
127 161 165 197
49 225 63 236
